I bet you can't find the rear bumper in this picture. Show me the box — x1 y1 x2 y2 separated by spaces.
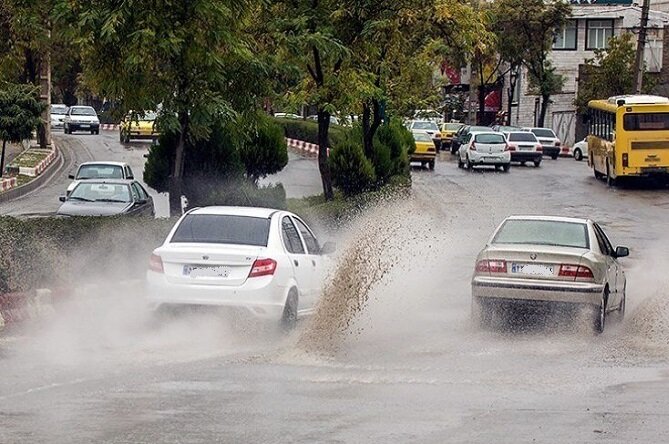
542 146 560 157
469 151 511 165
511 151 542 162
127 132 159 139
146 271 288 319
471 276 604 306
411 153 436 162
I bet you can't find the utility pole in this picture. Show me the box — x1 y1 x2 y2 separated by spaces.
634 0 651 94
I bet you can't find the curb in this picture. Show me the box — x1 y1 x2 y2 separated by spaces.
286 138 330 158
17 148 57 177
0 144 64 203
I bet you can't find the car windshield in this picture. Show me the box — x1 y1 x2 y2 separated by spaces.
444 123 463 131
508 132 538 142
70 107 97 116
69 183 131 203
413 121 438 130
171 214 271 246
133 111 157 121
51 105 68 115
413 133 432 142
492 219 589 249
475 134 505 144
76 164 124 180
470 126 490 133
531 128 556 138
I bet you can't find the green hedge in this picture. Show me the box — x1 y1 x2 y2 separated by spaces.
274 118 348 147
0 216 175 293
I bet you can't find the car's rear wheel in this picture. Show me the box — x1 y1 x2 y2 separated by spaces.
428 159 435 170
502 163 510 172
574 148 583 161
593 291 608 334
551 153 558 160
466 156 473 170
457 156 464 168
533 159 542 167
281 289 298 332
606 161 616 187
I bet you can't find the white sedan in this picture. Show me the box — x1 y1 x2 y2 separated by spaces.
146 206 334 329
570 138 589 161
458 131 511 171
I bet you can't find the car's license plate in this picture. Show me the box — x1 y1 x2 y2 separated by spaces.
511 263 554 276
80 124 89 128
183 265 230 278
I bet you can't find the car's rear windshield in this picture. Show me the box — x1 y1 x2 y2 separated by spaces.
171 214 271 246
531 128 556 138
413 121 438 130
71 107 97 116
77 164 124 179
51 105 68 115
444 123 463 131
475 133 505 144
413 132 432 142
508 132 537 142
492 220 589 249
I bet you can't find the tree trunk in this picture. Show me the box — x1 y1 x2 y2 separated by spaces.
478 83 486 125
0 139 6 178
538 94 550 128
317 109 334 201
362 103 372 158
169 113 188 216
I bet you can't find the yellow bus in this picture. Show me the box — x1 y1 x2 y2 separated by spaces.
587 95 669 185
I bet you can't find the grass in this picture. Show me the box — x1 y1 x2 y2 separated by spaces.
9 149 49 169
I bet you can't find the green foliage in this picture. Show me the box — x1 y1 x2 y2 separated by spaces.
0 82 44 144
575 33 654 114
274 118 347 147
240 116 288 183
0 216 175 293
193 181 287 210
329 138 376 196
375 120 414 176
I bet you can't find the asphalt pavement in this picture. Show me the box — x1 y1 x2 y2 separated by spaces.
2 148 669 442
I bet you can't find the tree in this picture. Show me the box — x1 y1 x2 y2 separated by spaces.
239 116 289 184
56 0 264 215
0 82 45 177
494 0 570 127
575 33 653 114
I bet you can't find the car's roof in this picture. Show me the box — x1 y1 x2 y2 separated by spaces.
507 131 536 135
524 127 555 131
506 215 589 224
70 105 95 109
79 161 129 167
471 130 504 135
188 206 283 218
75 178 135 185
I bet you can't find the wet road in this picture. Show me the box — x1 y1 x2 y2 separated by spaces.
2 151 669 442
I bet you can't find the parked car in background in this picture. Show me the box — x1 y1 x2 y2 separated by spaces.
306 115 340 126
570 138 589 161
458 131 511 171
522 127 561 160
407 120 442 150
120 111 160 143
58 179 154 217
66 161 135 195
504 131 543 167
274 113 301 120
413 109 443 124
145 206 335 330
64 106 100 135
491 125 520 133
50 104 68 129
451 125 491 154
471 215 628 333
411 132 437 170
440 122 464 149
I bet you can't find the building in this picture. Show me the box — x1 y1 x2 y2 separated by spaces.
651 0 669 13
508 3 669 146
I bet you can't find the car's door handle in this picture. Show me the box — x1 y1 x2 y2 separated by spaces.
294 260 299 266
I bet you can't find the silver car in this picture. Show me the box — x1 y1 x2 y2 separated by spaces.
471 216 628 333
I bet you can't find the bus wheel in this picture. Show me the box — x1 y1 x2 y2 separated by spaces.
606 161 616 187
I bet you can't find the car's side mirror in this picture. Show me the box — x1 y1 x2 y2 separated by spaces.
614 246 629 258
127 175 134 180
59 196 66 202
136 199 148 205
68 174 75 179
320 241 336 255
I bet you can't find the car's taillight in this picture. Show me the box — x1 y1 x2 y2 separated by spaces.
149 254 164 273
535 144 543 152
506 144 515 151
476 259 507 273
558 264 594 281
623 153 629 167
249 258 277 278
555 141 561 146
470 142 477 151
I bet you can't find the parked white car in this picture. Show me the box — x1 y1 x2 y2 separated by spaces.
521 127 562 160
570 138 589 161
457 131 511 171
146 207 335 329
66 161 135 195
407 120 442 148
50 104 68 129
64 106 100 134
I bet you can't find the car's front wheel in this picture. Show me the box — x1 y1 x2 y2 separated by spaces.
281 289 298 332
574 148 583 161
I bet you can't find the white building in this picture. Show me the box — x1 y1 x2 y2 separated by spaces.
509 4 669 146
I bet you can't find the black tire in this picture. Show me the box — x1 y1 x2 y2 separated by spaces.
606 161 616 187
574 148 583 161
64 126 69 135
119 130 124 142
593 291 608 334
520 161 527 166
495 165 501 171
466 156 473 170
502 163 510 172
281 290 298 331
90 130 95 135
533 159 541 167
428 159 435 170
551 153 559 160
457 156 464 168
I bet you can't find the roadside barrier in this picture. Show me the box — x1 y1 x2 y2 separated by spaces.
285 138 330 157
18 149 57 177
101 124 119 131
0 177 17 192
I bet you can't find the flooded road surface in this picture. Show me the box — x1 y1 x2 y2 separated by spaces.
2 153 669 442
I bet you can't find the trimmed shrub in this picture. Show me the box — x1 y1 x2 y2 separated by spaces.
329 139 376 196
188 180 287 210
240 116 288 183
375 120 414 177
274 118 347 147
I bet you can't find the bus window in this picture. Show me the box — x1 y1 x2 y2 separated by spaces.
623 113 669 131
